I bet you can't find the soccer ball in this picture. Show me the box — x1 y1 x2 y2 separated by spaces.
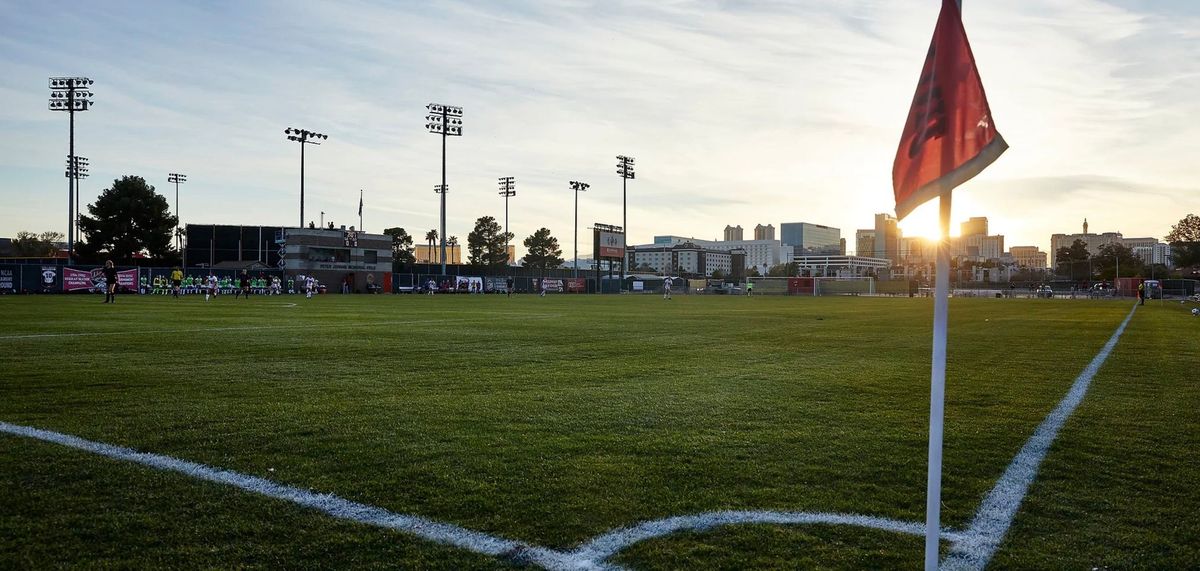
1192 308 1199 317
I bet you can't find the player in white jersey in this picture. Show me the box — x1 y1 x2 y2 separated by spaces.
270 276 282 295
205 274 219 301
663 276 672 300
305 275 316 299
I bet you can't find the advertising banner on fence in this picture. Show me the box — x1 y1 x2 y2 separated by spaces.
0 268 13 292
534 278 564 293
565 278 585 293
40 266 58 291
64 267 139 292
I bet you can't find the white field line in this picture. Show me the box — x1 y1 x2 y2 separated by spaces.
0 305 1137 569
0 421 615 571
0 314 562 340
939 302 1138 570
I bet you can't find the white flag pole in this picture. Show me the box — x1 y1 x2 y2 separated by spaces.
925 190 952 570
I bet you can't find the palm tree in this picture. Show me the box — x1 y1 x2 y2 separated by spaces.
447 235 459 247
424 229 438 262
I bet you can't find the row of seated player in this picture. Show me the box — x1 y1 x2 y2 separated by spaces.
138 276 306 295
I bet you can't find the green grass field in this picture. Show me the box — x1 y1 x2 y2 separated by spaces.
1 293 1197 569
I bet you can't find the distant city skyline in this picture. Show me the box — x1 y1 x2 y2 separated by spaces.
1 1 1196 259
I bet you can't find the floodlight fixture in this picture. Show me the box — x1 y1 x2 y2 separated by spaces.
284 127 330 227
426 102 464 274
498 177 516 265
168 173 188 251
616 155 636 286
49 76 95 262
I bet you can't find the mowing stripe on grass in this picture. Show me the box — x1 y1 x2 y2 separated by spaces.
0 421 615 571
940 302 1138 570
0 314 563 340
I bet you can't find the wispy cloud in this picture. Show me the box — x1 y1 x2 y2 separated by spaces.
0 0 1196 256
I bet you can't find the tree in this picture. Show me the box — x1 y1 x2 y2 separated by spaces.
746 266 761 277
1093 243 1141 279
383 227 415 265
466 216 513 268
1055 238 1091 280
77 176 177 264
424 229 438 262
10 231 64 257
710 269 725 280
447 235 459 247
767 262 799 277
1165 213 1200 269
522 228 563 271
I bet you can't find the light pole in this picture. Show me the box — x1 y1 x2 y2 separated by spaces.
616 155 635 288
434 185 448 272
49 77 94 263
426 103 463 276
284 127 328 228
168 173 186 251
320 211 326 228
498 177 515 265
570 181 589 277
66 155 89 245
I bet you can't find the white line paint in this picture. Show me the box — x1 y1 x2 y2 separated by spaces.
0 305 1137 569
940 302 1138 570
569 510 959 563
0 421 614 571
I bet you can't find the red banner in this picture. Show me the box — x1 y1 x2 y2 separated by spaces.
893 0 1007 220
64 267 138 292
565 278 586 293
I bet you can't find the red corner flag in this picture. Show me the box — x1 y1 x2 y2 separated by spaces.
893 0 1007 220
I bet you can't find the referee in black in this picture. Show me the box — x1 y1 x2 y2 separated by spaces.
102 260 118 303
236 270 251 300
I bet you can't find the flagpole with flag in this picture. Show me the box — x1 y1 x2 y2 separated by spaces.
358 189 364 232
891 1 1006 568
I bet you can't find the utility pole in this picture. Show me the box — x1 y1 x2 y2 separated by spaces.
49 77 94 262
616 155 635 289
284 127 328 227
498 177 515 265
426 103 463 276
570 181 589 277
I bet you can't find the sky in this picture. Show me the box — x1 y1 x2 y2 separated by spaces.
1 0 1197 259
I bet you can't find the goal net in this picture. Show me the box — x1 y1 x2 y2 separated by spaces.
813 276 875 296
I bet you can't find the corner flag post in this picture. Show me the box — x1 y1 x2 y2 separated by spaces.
891 0 1006 568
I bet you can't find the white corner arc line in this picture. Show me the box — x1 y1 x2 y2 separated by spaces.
0 421 614 571
941 302 1138 570
569 510 960 563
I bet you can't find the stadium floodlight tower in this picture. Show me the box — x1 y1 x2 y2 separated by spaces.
66 155 89 245
426 103 463 276
284 127 328 228
616 155 635 287
167 173 187 251
49 76 95 262
498 177 515 265
570 181 589 277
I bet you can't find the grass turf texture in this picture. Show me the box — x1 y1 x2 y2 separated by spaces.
0 294 1196 569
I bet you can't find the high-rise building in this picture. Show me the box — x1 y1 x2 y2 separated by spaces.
961 216 988 237
855 229 876 258
723 225 744 241
1009 246 1047 269
1049 219 1125 267
753 224 775 241
780 222 841 255
873 213 901 264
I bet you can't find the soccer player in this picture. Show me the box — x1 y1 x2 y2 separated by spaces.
205 274 218 301
102 260 118 303
270 276 282 295
170 267 183 299
506 276 514 298
663 276 672 300
427 278 436 296
305 275 316 299
236 271 251 299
